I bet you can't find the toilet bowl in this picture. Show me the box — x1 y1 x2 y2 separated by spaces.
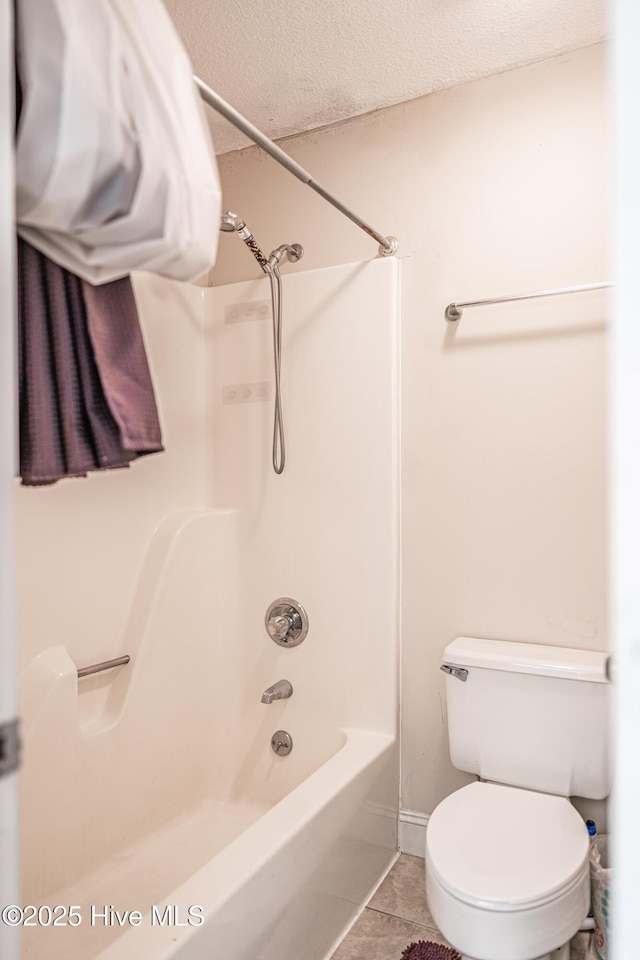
427 636 609 960
425 782 590 960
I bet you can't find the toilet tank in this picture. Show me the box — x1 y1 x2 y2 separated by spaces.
442 637 610 799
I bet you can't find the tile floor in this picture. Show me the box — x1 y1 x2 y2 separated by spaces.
330 854 596 960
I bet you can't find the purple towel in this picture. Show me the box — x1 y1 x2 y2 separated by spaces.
18 237 163 486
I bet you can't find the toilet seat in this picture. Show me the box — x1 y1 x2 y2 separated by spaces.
426 781 590 911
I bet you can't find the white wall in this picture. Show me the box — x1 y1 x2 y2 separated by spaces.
0 0 19 956
212 43 610 823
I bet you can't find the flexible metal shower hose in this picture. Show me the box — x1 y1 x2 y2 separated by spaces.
265 262 285 474
231 220 287 475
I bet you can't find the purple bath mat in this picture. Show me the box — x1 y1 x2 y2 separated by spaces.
400 941 462 960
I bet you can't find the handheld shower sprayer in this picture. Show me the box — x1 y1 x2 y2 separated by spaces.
219 210 269 268
219 211 302 271
219 210 244 232
219 210 304 476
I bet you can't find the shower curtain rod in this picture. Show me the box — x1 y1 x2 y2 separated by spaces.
194 76 398 257
444 281 613 322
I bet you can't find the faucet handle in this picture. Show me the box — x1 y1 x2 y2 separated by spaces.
265 598 309 647
267 614 293 642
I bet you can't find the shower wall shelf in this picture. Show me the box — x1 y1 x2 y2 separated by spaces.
444 281 613 323
77 655 130 679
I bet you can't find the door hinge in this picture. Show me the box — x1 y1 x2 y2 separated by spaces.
0 719 20 779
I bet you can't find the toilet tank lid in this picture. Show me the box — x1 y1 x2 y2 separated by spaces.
443 637 609 683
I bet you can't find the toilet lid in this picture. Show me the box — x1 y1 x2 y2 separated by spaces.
426 782 589 912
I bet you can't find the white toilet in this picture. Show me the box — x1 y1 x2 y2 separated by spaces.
425 637 610 960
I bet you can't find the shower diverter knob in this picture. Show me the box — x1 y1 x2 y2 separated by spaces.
267 615 294 641
265 598 308 647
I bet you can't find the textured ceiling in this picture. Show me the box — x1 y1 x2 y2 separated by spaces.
163 0 607 155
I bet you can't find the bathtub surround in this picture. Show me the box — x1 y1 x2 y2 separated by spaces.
18 258 400 959
17 277 211 677
213 42 609 834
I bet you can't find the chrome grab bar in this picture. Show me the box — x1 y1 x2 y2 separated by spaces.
77 655 130 679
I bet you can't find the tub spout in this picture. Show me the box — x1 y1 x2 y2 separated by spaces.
261 679 293 704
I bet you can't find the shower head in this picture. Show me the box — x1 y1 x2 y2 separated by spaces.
219 209 268 269
220 210 245 232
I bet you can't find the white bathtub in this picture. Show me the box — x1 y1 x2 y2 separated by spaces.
22 727 397 960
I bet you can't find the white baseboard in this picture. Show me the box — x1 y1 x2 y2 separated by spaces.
399 808 429 857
